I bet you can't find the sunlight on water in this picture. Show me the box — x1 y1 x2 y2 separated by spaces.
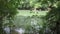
15 28 25 34
4 26 10 34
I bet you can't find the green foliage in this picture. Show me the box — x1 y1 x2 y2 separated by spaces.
45 0 60 34
17 0 60 10
18 0 49 10
1 0 60 34
0 0 20 17
0 0 20 34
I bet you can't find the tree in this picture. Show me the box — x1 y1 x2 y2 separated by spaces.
45 1 60 34
0 0 20 34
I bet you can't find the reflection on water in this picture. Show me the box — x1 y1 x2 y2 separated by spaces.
4 27 25 34
4 15 46 34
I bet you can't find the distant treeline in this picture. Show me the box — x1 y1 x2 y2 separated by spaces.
17 0 53 11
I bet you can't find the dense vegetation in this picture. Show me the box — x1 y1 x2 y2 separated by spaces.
45 1 60 34
0 0 19 34
0 0 60 34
